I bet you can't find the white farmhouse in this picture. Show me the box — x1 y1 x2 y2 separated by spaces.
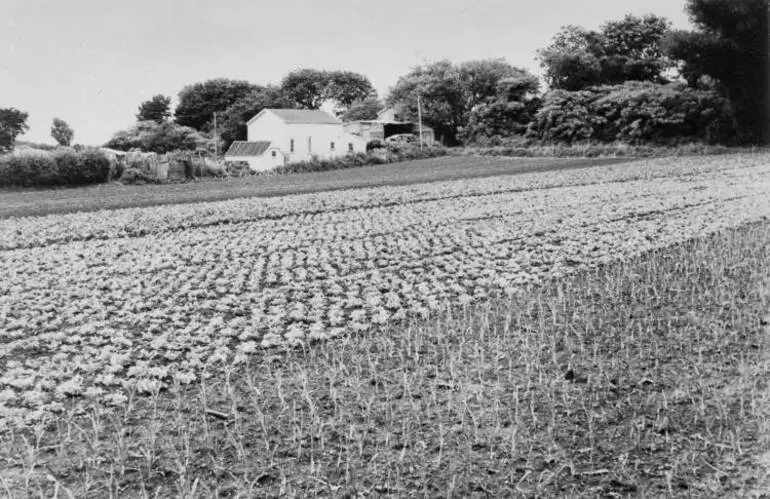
224 109 366 171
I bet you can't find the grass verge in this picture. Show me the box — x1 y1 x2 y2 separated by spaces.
2 221 769 497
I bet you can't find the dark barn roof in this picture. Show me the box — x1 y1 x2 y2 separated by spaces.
225 141 271 157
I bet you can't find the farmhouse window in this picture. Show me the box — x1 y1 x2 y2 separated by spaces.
348 143 354 153
271 150 276 158
330 142 335 151
290 139 294 153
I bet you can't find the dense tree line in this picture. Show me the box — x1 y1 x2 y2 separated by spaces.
102 0 766 154
3 0 766 157
665 0 768 143
386 2 766 146
106 68 378 153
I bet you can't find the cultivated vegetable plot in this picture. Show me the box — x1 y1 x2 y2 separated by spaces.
1 154 769 427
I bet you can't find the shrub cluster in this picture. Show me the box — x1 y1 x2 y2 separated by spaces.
104 121 209 154
119 167 160 185
0 148 112 188
247 146 451 176
462 142 732 158
528 82 734 145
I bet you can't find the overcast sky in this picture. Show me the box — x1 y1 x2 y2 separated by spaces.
1 0 692 145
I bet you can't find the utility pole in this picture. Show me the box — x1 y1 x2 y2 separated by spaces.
213 112 219 157
417 94 424 150
765 1 770 144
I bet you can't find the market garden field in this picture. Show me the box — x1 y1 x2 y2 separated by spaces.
1 154 770 496
0 155 628 219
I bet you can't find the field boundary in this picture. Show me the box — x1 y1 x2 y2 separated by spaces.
0 156 632 219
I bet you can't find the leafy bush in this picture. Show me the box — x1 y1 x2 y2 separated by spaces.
52 149 81 183
460 74 542 145
529 82 734 145
0 148 112 188
386 144 450 162
74 148 112 184
118 167 159 185
0 150 58 187
528 89 602 143
592 82 733 144
269 147 450 175
224 160 253 177
105 121 209 154
462 142 732 158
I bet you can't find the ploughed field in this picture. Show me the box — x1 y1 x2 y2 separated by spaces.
1 154 770 496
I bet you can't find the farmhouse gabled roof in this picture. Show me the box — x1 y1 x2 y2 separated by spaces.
224 141 272 157
248 109 342 125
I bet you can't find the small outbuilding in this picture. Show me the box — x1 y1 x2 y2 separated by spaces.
224 140 285 172
344 107 436 146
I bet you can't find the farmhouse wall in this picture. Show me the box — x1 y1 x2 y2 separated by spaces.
247 112 366 164
246 112 285 144
228 147 285 172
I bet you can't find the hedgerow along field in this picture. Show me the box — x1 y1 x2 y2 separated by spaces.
1 154 770 496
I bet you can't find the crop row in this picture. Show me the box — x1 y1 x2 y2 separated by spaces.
1 157 769 427
0 154 765 251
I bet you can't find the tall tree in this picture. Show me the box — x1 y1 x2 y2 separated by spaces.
387 59 524 144
459 59 528 112
50 118 74 146
538 25 606 91
326 71 376 110
386 60 465 144
105 121 208 154
175 78 258 131
0 108 29 153
219 86 295 148
280 69 375 111
664 0 767 143
461 72 542 143
538 15 673 91
136 94 172 123
281 69 330 109
601 14 672 82
341 97 383 121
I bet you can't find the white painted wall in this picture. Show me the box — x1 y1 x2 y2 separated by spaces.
246 111 285 144
227 146 285 172
247 111 367 164
280 123 367 163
